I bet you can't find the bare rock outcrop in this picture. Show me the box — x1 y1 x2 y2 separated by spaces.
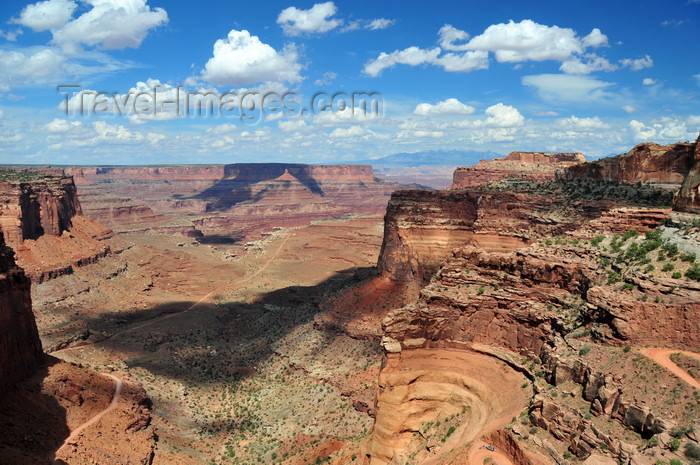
0 175 81 245
673 134 700 213
0 231 42 392
451 151 585 188
377 189 578 283
563 141 695 185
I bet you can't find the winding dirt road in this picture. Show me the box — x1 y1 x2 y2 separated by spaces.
53 373 123 461
639 348 700 390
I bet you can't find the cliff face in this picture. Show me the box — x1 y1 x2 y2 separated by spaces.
0 231 42 392
673 135 700 213
0 176 81 246
451 151 585 188
69 163 403 239
377 188 617 283
563 141 695 185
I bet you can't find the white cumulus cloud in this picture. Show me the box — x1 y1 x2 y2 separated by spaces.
559 54 616 74
277 2 341 36
201 29 302 86
466 20 585 63
363 46 441 76
413 98 476 116
279 119 307 132
50 0 168 53
643 78 657 85
438 24 470 51
365 20 618 77
481 103 524 127
11 0 77 31
44 118 82 132
0 48 65 88
556 115 610 130
620 55 654 71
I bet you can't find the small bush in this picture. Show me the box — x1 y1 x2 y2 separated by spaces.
563 451 572 459
686 442 700 461
670 438 681 451
680 252 696 263
686 263 700 281
579 346 591 356
672 272 682 279
662 263 675 272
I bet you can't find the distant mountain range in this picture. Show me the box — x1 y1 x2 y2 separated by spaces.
353 150 502 167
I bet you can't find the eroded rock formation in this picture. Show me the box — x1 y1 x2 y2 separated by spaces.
67 163 405 238
0 175 81 245
673 134 700 213
451 151 585 188
0 231 42 392
563 141 695 185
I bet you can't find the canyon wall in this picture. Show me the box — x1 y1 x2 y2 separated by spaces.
563 141 695 185
377 188 617 283
0 231 42 392
69 163 403 238
451 151 585 188
0 176 81 246
673 134 700 213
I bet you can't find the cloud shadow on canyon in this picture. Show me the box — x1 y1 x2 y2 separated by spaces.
59 266 374 388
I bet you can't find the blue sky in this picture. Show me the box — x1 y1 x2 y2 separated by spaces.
0 0 698 165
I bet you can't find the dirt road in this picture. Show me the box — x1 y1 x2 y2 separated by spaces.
54 373 123 461
639 348 700 390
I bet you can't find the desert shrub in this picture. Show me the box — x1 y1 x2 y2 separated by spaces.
685 442 700 461
622 229 639 241
672 272 682 279
662 263 675 272
670 438 681 451
680 252 697 263
579 346 591 356
663 243 679 256
607 271 622 284
685 263 700 281
669 459 682 465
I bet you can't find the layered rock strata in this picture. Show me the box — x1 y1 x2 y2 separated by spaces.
673 134 700 213
0 231 42 392
451 151 585 188
563 141 696 186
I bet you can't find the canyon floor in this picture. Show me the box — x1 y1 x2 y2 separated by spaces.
33 215 391 464
1 151 699 465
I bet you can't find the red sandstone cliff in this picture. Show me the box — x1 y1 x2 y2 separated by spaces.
0 172 113 283
0 175 81 245
69 163 404 238
0 231 42 392
673 134 700 213
451 151 585 188
563 141 695 185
